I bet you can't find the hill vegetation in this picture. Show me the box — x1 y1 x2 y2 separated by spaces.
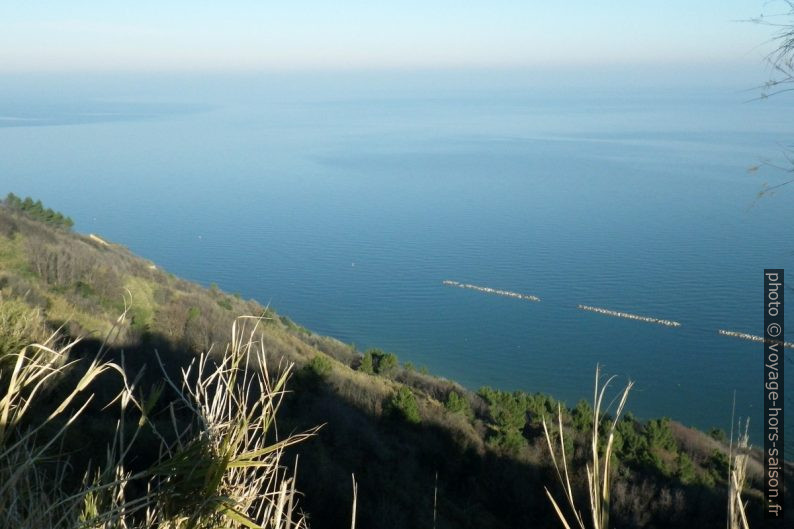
4 192 74 230
0 197 791 528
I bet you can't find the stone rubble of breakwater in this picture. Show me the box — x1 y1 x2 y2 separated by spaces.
718 329 794 349
442 280 541 302
442 280 790 346
576 304 682 328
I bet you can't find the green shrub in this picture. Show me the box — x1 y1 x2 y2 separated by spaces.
645 417 677 452
707 449 730 480
525 392 559 424
278 314 311 335
359 351 375 374
307 354 333 378
129 305 152 333
708 428 727 443
377 352 398 375
613 415 648 464
445 391 473 419
360 348 398 376
478 387 528 452
570 399 593 432
676 452 697 484
388 386 421 424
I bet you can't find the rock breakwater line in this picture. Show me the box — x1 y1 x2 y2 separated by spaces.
576 305 682 328
442 280 541 302
718 329 794 349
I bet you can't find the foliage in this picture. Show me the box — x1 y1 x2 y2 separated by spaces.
359 350 374 374
645 418 676 452
675 452 697 484
525 392 559 425
387 386 421 424
639 417 678 475
276 315 310 335
708 449 730 479
478 386 529 452
360 348 399 376
571 399 593 432
307 354 333 378
444 390 473 419
708 428 727 443
4 192 74 230
613 414 648 465
377 352 398 375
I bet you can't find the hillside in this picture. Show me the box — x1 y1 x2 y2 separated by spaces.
0 195 791 528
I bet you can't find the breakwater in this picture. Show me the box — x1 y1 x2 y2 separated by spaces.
442 280 541 302
718 329 794 349
576 304 682 328
441 280 792 345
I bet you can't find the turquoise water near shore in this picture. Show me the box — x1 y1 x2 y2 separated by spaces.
1 72 791 453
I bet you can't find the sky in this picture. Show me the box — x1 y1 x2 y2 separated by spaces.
0 1 785 72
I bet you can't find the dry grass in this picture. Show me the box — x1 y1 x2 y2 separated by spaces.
542 366 633 529
728 418 751 529
0 314 317 529
0 329 124 526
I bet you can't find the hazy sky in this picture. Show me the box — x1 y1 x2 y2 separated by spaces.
0 1 782 72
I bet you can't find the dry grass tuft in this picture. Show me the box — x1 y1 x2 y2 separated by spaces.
728 417 751 529
0 313 316 529
542 365 633 529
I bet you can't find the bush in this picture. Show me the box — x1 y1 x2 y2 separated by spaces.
377 352 398 375
307 354 333 378
708 428 727 443
570 399 593 432
129 305 152 333
359 351 375 374
478 387 528 452
388 386 421 424
676 452 697 484
645 417 676 452
445 391 473 419
707 449 730 479
614 415 649 465
360 348 398 376
525 392 559 424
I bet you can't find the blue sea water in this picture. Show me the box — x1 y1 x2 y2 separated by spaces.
1 71 791 453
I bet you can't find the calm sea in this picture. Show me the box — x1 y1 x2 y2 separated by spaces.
1 72 791 454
